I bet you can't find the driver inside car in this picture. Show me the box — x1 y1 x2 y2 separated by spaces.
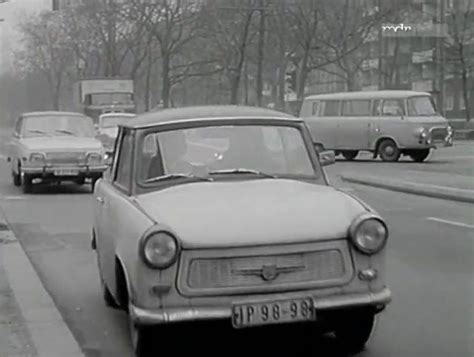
147 131 193 178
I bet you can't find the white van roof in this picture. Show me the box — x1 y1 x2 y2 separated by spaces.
305 90 431 101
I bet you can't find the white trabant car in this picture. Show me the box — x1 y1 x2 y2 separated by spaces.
300 90 453 162
92 106 391 356
96 112 136 161
8 111 107 193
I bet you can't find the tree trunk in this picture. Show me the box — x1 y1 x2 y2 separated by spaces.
145 50 152 112
256 2 265 107
161 54 171 108
297 51 309 102
230 72 241 105
461 69 470 122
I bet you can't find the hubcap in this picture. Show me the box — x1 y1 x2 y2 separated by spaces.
385 146 394 156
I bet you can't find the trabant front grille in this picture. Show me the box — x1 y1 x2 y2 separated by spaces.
177 241 353 297
430 127 448 142
46 152 86 165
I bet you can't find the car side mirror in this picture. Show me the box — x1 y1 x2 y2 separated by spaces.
319 150 336 166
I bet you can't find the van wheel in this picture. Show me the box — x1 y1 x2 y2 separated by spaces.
22 174 33 194
341 150 359 161
409 149 430 162
12 170 21 187
378 139 400 162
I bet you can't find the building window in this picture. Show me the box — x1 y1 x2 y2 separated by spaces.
445 94 454 111
460 96 467 110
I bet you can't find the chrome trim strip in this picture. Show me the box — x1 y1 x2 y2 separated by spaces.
130 288 391 325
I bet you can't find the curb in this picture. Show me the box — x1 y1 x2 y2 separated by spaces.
0 209 86 357
340 174 474 204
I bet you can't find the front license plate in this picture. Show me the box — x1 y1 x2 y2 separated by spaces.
232 298 315 329
54 169 79 176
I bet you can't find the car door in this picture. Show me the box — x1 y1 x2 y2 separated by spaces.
336 99 371 150
369 98 406 149
95 128 135 289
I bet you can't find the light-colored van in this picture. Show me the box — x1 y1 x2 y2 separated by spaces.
300 90 453 162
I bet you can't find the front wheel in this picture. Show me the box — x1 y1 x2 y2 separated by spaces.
334 309 376 354
12 170 21 187
378 139 400 162
22 174 33 194
341 150 359 161
409 149 430 162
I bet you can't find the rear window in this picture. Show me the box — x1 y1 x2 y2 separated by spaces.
321 101 340 116
342 100 371 116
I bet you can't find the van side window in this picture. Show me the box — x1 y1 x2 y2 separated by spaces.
380 99 405 116
312 101 320 116
342 100 371 116
322 100 340 116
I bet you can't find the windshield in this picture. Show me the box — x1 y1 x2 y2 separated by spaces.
407 96 437 116
90 93 133 105
138 125 317 184
100 115 133 128
22 115 95 138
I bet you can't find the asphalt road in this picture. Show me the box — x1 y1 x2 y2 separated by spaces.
0 144 472 357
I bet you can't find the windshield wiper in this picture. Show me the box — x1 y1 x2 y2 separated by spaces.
27 129 49 136
208 168 277 179
55 129 76 136
144 173 213 184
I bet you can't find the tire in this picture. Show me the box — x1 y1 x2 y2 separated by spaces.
334 309 376 354
12 170 21 187
409 149 430 162
129 318 154 357
22 174 33 194
341 150 359 161
95 250 120 309
75 178 85 186
378 139 400 162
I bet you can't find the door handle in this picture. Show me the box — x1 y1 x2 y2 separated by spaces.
96 197 105 205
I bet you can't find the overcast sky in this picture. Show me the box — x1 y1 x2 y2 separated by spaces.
0 0 50 72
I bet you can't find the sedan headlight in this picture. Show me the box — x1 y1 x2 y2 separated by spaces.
28 152 46 164
349 215 388 254
140 231 179 269
87 152 104 165
415 127 428 139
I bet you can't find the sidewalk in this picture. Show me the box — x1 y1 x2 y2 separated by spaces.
0 206 85 357
340 169 474 204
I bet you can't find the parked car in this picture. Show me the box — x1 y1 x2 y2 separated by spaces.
7 111 107 193
96 112 136 162
91 106 391 356
300 90 453 162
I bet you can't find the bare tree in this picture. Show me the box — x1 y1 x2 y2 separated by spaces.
16 12 74 110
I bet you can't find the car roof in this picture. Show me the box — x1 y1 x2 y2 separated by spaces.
305 90 431 101
100 112 136 118
122 105 298 129
22 111 87 118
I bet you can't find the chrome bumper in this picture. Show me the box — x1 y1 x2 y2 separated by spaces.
130 288 391 326
22 165 108 175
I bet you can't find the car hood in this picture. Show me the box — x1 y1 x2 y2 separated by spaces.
21 137 103 151
133 179 368 248
406 116 449 126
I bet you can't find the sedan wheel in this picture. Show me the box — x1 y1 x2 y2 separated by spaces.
409 149 430 162
22 174 33 194
378 139 400 162
12 170 21 187
341 150 359 161
334 309 376 354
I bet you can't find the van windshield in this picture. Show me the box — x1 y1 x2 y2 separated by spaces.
407 96 437 116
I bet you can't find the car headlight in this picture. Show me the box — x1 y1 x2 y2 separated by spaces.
415 127 428 139
349 215 388 254
140 231 179 269
87 152 103 165
28 152 46 164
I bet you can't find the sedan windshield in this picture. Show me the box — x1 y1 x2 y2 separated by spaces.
407 96 437 116
138 125 317 184
100 115 134 128
22 115 95 138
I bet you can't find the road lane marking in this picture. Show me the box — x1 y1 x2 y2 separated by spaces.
426 217 474 229
1 196 26 201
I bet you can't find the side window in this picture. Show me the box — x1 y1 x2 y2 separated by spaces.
381 99 405 116
342 100 371 116
15 118 23 135
322 100 340 116
115 130 134 189
312 101 320 116
372 100 382 116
